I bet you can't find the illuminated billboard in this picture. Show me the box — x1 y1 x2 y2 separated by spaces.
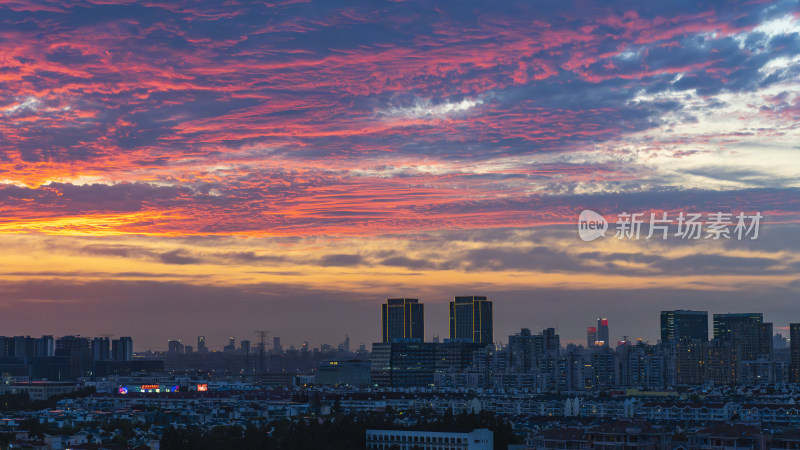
117 384 180 394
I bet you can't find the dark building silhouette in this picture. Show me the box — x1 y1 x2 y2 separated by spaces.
596 318 609 347
168 340 185 354
713 313 772 361
316 360 371 386
92 337 110 361
791 323 800 383
587 327 597 348
382 298 424 343
197 336 207 353
449 296 493 345
371 341 437 388
508 328 560 373
55 336 93 379
37 336 55 357
111 337 133 361
94 359 164 377
660 310 708 343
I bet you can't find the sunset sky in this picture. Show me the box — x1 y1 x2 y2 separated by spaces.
1 0 799 350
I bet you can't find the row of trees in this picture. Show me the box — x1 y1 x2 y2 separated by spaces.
161 410 521 450
0 387 96 412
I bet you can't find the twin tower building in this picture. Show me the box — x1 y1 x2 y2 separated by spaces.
381 296 493 345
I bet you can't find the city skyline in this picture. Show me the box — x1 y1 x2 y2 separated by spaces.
6 305 796 353
0 0 798 349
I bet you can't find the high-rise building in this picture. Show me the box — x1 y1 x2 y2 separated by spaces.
713 313 762 341
760 322 773 359
449 296 493 345
596 318 609 347
92 337 110 361
791 323 800 383
224 337 236 352
541 328 560 354
273 337 282 354
591 347 616 388
660 310 708 343
13 336 36 357
55 336 93 379
713 313 771 361
587 327 597 348
508 328 535 372
197 336 207 353
240 340 250 355
507 328 561 373
112 337 133 361
382 298 424 343
36 335 55 357
168 340 184 354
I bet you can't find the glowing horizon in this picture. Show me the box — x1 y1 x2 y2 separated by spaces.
0 0 798 350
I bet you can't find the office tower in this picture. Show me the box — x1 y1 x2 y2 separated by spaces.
382 298 424 343
184 345 194 353
197 336 207 353
240 340 250 354
713 313 769 361
273 337 282 354
587 327 597 348
596 318 609 347
432 334 440 343
370 341 437 388
660 310 708 342
111 337 133 361
449 296 493 345
168 340 184 354
791 324 800 383
92 337 111 361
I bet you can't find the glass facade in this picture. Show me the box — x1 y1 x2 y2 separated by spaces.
381 298 424 343
449 296 493 345
660 310 708 343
